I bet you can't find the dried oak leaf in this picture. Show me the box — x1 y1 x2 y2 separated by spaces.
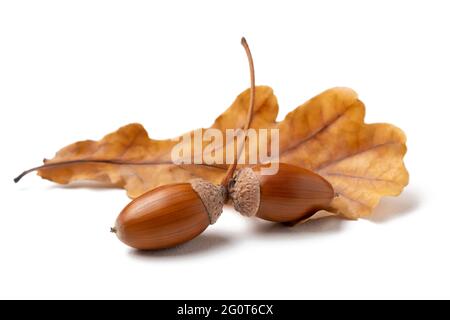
33 86 408 219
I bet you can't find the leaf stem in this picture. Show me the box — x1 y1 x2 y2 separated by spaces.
15 37 256 186
13 159 224 183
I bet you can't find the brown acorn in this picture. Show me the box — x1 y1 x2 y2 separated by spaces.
112 37 258 250
229 163 335 223
112 180 225 250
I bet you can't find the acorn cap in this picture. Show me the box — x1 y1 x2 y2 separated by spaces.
190 179 226 224
228 167 260 217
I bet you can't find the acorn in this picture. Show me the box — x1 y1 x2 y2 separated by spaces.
112 179 226 250
228 163 335 223
110 37 258 250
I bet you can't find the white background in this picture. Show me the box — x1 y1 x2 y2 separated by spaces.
0 1 449 299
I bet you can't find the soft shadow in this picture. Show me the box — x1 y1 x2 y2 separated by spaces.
128 232 233 259
251 216 344 239
368 188 420 223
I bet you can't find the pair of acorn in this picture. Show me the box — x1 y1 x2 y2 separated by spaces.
112 163 335 250
13 38 335 251
112 38 335 250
